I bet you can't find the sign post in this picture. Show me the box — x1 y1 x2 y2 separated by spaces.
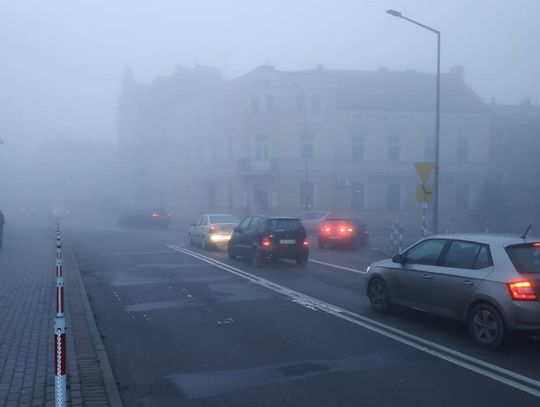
414 163 434 237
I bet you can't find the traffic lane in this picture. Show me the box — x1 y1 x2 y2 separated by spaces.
69 232 539 406
177 243 540 384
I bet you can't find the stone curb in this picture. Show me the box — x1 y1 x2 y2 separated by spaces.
66 245 124 407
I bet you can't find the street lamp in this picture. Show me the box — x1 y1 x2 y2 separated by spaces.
387 9 441 233
294 82 311 210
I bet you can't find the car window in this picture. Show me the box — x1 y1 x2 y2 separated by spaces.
506 243 540 274
441 240 483 269
267 219 303 232
404 239 447 266
237 217 251 231
474 246 493 269
209 215 239 224
196 216 204 226
248 216 264 230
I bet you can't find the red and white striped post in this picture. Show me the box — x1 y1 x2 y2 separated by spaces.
54 225 67 407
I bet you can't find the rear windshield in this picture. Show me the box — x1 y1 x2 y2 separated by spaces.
506 243 540 274
267 219 304 232
209 215 239 224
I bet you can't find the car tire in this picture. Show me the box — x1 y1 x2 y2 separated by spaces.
227 244 237 260
368 278 391 313
252 247 263 268
201 236 208 250
296 254 308 267
468 303 507 350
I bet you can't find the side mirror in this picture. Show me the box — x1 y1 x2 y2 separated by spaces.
392 254 404 264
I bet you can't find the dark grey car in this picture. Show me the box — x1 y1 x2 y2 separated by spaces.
365 234 540 349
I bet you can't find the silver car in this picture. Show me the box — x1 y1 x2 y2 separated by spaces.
365 234 540 349
188 214 240 250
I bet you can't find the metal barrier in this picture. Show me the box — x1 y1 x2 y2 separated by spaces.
54 223 67 407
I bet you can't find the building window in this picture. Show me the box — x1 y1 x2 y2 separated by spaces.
227 136 234 161
255 134 270 161
300 133 315 159
295 93 306 112
387 183 401 210
351 183 365 210
300 181 314 209
352 134 364 160
388 136 400 161
265 95 274 112
251 96 259 113
457 136 469 162
456 183 469 210
311 95 321 112
227 183 233 209
424 136 435 161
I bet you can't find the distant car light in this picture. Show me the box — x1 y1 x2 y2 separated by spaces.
262 237 271 247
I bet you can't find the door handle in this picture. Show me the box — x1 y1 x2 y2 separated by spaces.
421 274 432 279
462 280 474 286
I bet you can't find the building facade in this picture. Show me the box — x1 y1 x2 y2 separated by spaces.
118 65 491 230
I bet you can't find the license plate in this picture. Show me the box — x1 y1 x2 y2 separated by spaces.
280 239 296 244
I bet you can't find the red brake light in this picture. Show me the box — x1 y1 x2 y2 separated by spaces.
508 281 537 301
151 212 160 218
262 237 271 247
533 243 540 247
209 225 217 234
303 238 309 246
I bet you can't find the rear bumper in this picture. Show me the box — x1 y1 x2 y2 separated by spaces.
504 300 540 331
261 247 309 259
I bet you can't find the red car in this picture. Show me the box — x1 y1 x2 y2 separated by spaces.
317 217 369 249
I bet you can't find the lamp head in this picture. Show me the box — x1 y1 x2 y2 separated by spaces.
386 9 402 17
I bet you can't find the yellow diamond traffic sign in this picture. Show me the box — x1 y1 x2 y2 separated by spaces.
415 162 434 183
416 184 433 203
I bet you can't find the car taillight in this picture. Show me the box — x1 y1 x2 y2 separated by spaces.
303 238 309 247
320 225 331 233
508 281 537 301
533 242 540 247
262 237 271 247
209 225 217 234
151 212 160 218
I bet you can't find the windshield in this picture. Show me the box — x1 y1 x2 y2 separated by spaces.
506 243 540 274
209 215 239 224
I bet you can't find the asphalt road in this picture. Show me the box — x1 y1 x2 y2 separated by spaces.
64 222 540 407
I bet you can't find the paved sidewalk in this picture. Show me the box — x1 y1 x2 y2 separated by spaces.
0 220 121 406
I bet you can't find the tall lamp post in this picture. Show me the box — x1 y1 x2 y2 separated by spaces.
387 9 441 233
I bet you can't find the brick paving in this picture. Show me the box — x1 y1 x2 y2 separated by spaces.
0 220 119 406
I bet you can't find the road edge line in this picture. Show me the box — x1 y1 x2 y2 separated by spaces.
67 245 124 407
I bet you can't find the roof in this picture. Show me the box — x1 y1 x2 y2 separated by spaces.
236 65 488 114
430 233 540 247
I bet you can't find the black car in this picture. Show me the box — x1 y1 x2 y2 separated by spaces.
227 216 309 267
118 208 171 229
317 217 369 249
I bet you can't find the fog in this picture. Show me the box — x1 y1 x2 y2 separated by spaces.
1 0 539 234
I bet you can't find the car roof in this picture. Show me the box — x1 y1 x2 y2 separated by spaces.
428 233 540 247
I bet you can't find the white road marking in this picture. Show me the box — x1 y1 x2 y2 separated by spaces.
309 258 366 274
166 243 540 398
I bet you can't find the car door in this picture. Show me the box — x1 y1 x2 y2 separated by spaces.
191 216 203 240
385 239 448 310
244 216 263 248
431 240 494 319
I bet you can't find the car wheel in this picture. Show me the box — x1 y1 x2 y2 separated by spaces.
227 244 237 260
201 236 208 250
368 278 391 312
468 303 506 350
252 247 263 268
296 254 308 267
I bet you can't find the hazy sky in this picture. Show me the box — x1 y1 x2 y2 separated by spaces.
1 0 539 142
